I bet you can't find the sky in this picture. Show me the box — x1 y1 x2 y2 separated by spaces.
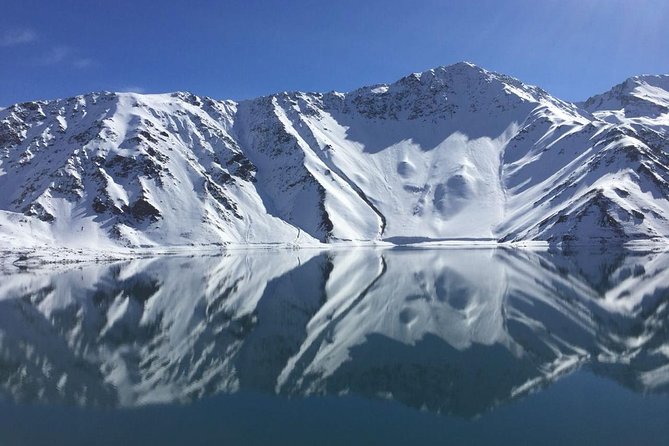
1 0 668 106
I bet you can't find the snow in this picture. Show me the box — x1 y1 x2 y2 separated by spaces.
1 63 669 251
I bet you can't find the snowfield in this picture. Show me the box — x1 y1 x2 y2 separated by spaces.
1 62 669 251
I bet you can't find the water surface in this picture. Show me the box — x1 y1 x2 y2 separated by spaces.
0 248 667 445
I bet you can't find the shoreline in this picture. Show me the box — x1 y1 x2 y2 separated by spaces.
2 238 669 270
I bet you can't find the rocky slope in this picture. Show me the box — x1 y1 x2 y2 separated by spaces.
1 62 669 248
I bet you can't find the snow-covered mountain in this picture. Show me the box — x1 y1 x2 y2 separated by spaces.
0 249 666 415
2 62 669 248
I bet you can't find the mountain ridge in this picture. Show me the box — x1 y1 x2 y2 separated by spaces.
1 62 669 249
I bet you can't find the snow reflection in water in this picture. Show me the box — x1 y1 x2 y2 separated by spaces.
0 248 667 417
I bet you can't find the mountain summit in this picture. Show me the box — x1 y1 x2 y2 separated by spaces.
583 74 669 117
1 62 669 249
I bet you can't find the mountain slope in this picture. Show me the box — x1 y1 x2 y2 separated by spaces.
1 62 669 248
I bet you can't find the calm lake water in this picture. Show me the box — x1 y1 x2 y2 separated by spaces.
0 247 667 445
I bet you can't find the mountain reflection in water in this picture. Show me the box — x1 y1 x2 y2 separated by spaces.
0 248 667 418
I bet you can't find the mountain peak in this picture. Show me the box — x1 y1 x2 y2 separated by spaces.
583 74 669 115
401 61 491 84
351 61 543 102
626 73 669 89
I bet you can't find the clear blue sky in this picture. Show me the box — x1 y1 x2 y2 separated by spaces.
1 0 668 106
